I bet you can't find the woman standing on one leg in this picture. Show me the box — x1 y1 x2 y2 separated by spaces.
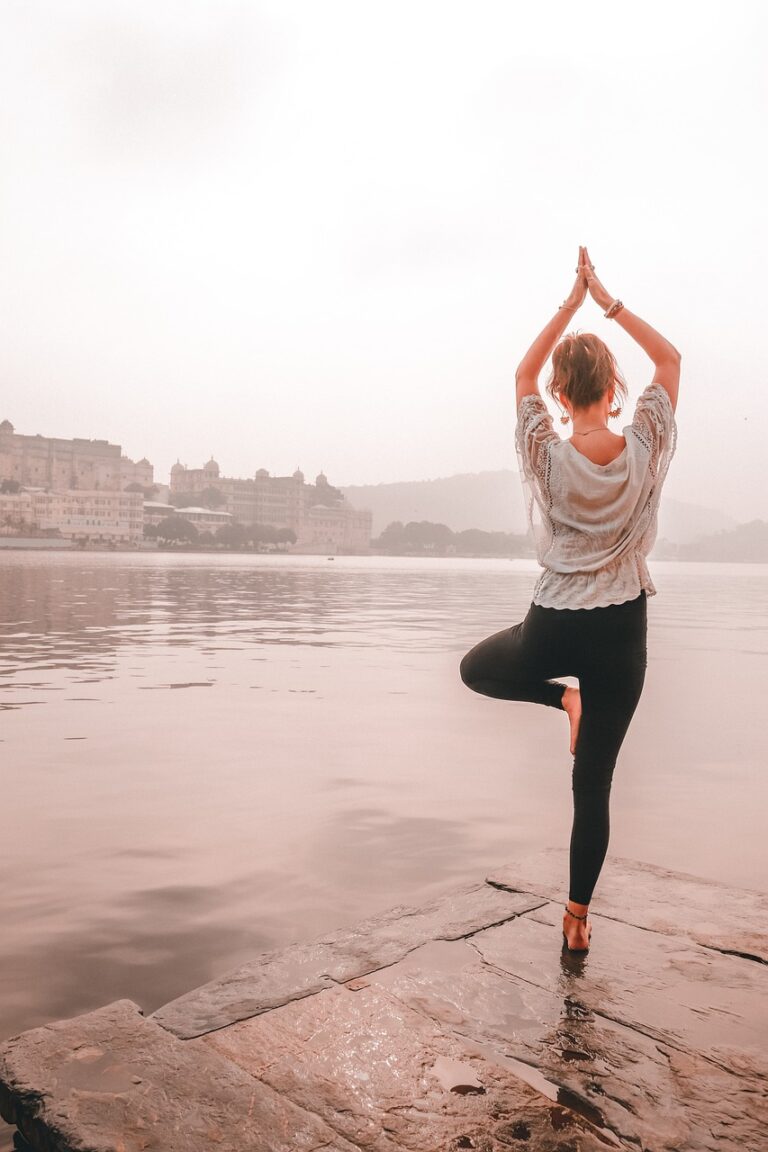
460 246 680 953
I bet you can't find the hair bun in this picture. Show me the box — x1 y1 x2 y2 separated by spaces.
545 333 628 415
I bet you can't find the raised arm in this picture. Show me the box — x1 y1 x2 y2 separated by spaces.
582 247 681 413
614 309 680 413
515 247 589 404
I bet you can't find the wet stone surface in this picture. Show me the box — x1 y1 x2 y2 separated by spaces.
487 847 768 963
204 980 613 1151
1 851 766 1151
364 933 767 1151
0 999 357 1151
475 903 768 1064
152 881 544 1039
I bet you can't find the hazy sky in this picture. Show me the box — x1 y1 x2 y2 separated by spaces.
1 1 765 520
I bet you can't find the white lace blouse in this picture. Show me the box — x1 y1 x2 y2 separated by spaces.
514 382 678 609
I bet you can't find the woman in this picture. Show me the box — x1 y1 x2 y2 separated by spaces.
459 246 679 954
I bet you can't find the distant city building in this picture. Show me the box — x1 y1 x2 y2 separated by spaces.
0 419 149 543
0 419 152 492
0 417 371 549
0 487 143 544
120 455 154 489
169 460 372 552
302 503 374 551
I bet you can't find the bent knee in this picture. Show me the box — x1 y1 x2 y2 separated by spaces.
459 652 477 688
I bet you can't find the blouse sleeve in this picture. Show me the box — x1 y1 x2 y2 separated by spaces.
514 393 560 557
630 382 678 479
514 393 560 490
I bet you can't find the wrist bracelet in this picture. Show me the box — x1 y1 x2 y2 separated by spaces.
604 299 624 319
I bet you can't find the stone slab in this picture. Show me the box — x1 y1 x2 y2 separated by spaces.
487 848 768 961
364 930 768 1151
205 980 615 1151
4 857 766 1151
153 880 544 1039
0 998 358 1152
504 901 768 1064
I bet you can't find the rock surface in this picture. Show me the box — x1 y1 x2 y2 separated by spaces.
487 848 768 962
152 881 543 1039
366 929 767 1150
1 850 766 1151
0 999 355 1151
205 980 613 1151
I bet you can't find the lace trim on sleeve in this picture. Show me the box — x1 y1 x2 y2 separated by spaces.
631 383 678 555
514 394 559 560
631 383 677 478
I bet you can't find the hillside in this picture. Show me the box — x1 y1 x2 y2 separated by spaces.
653 518 768 562
341 470 737 546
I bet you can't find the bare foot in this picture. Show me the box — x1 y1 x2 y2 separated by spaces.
563 903 591 950
561 685 582 755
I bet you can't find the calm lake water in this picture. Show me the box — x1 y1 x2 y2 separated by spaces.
1 552 766 1147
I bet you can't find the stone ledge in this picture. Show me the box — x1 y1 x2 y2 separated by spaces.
151 879 544 1039
0 998 357 1152
2 853 766 1152
487 848 768 962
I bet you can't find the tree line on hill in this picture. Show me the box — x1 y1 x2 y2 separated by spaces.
371 517 768 561
371 520 532 557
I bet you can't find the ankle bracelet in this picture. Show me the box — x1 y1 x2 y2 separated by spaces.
564 905 589 920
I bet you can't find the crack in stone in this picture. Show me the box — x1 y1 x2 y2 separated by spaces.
324 941 479 988
465 941 527 983
175 907 553 1039
453 904 550 942
151 897 554 1042
710 946 767 967
485 880 545 897
317 909 549 992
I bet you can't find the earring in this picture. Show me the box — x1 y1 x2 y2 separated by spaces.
608 405 622 419
559 411 570 425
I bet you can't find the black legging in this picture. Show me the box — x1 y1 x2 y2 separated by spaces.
459 591 647 905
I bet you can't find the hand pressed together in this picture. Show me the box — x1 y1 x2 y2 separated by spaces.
561 245 615 313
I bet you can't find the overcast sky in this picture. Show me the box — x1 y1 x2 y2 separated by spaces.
1 0 765 520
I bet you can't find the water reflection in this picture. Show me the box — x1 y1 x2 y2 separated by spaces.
2 555 766 685
0 554 766 1151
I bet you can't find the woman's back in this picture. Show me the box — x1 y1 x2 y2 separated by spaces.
515 382 678 609
565 430 627 467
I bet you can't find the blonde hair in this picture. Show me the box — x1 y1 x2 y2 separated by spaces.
545 332 628 413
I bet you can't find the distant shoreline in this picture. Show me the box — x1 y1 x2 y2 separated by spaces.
1 538 768 565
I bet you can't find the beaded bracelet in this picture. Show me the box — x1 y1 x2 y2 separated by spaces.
604 299 625 319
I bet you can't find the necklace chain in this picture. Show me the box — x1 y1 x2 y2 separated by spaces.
572 425 609 436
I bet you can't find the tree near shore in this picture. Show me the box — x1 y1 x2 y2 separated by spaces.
154 516 199 544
